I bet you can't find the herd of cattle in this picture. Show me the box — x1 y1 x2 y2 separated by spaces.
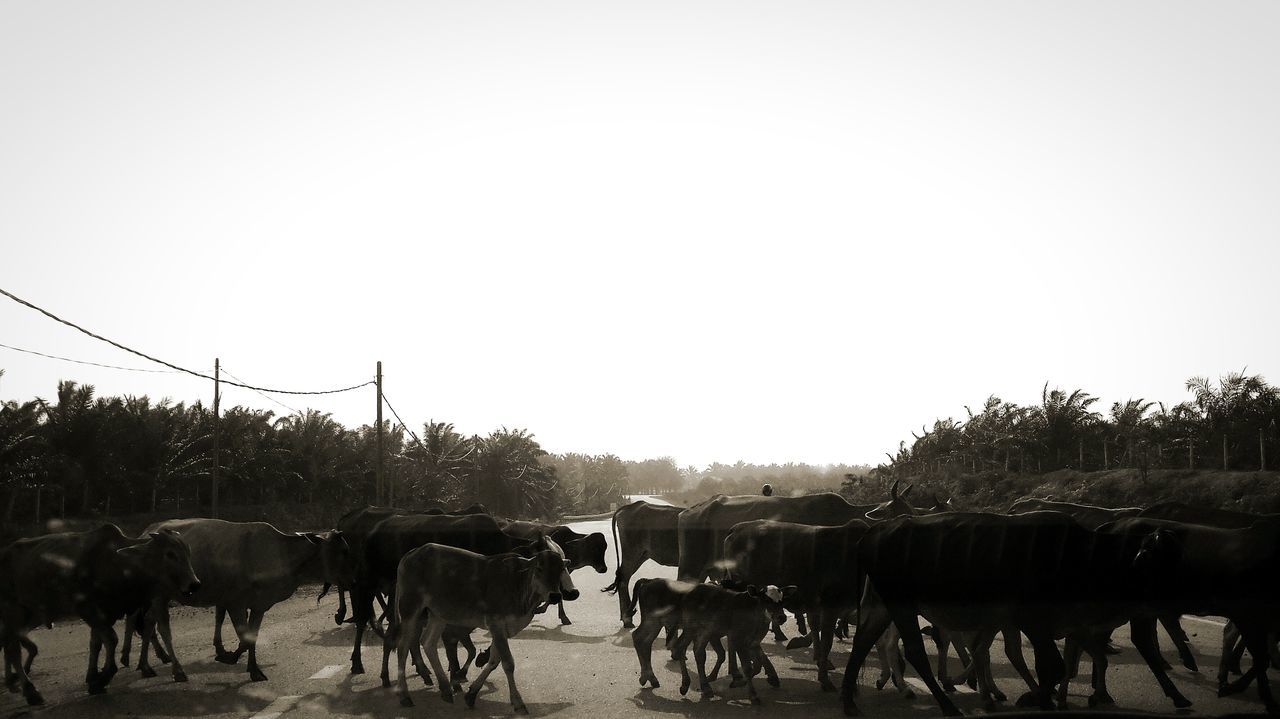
2 484 1280 717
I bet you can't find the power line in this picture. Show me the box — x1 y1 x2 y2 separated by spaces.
220 366 304 416
0 287 374 395
0 341 181 373
380 390 425 451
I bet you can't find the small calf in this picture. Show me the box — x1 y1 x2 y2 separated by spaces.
630 578 795 705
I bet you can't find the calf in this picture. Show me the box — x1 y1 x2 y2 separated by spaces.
498 518 607 625
0 526 200 705
391 538 578 713
629 578 794 705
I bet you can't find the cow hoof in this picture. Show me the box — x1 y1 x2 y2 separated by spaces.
623 621 635 629
899 689 915 700
215 651 240 665
334 614 344 626
140 664 157 678
381 675 391 688
992 688 1007 703
515 704 530 715
561 619 572 626
422 673 433 687
786 637 812 651
87 681 107 695
1174 695 1193 708
1158 658 1173 672
875 677 888 691
173 669 188 683
399 694 414 708
773 632 788 643
820 681 836 693
768 676 781 688
1015 692 1040 708
351 663 365 675
1088 691 1115 707
249 669 268 682
679 677 690 695
24 686 45 706
843 699 862 716
730 678 746 688
700 690 716 701
121 652 131 667
442 691 454 704
941 681 957 694
465 689 480 708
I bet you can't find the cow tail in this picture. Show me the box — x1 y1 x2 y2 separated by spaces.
627 578 648 619
602 505 623 595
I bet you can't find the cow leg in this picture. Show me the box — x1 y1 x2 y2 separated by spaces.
772 613 789 643
85 627 105 694
1075 632 1114 707
693 638 713 698
556 597 572 626
442 631 462 686
889 604 963 717
335 587 348 626
244 608 268 682
612 551 647 628
121 610 136 667
422 618 455 704
488 634 527 714
670 628 696 696
350 586 374 674
846 597 896 713
631 614 663 688
1130 616 1192 708
215 606 247 664
706 636 725 681
1058 635 1083 706
99 625 120 688
725 636 741 682
1221 621 1244 681
734 642 762 705
19 636 37 679
1236 622 1280 713
965 629 1000 709
5 636 43 706
933 626 958 693
393 605 416 706
136 609 158 678
756 646 780 687
1020 631 1065 710
816 608 840 692
1160 614 1198 672
151 601 187 683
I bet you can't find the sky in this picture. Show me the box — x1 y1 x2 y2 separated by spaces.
2 1 1278 469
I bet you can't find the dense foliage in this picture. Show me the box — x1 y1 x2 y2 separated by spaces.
880 371 1280 478
0 373 677 526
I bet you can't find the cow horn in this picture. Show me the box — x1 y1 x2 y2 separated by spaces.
902 484 914 497
890 479 901 499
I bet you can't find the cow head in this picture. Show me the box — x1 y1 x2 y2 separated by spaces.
563 532 609 574
725 584 799 650
531 534 579 604
1133 527 1182 575
142 529 202 597
302 530 357 589
865 479 919 520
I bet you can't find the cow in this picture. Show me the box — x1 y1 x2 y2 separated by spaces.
722 518 871 692
677 484 918 586
496 518 607 626
1008 498 1197 675
349 511 541 679
0 525 200 705
839 511 1181 716
603 500 684 628
140 518 352 683
390 537 579 713
629 577 793 705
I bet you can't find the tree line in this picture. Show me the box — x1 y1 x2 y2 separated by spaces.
881 370 1280 478
0 372 686 526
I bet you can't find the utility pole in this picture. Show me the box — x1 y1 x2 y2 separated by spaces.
1261 427 1267 472
376 361 384 506
212 358 220 519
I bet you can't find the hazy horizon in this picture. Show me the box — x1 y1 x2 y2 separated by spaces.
4 1 1278 469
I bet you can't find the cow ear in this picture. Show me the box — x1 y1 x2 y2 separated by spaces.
781 585 799 598
902 484 914 497
297 532 321 545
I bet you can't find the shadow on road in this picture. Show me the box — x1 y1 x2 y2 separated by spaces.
518 624 608 646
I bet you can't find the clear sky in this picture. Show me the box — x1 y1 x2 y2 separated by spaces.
2 1 1278 469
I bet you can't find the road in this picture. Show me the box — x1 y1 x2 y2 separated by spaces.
1 500 1267 719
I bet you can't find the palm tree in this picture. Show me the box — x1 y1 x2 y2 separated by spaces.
401 420 472 505
1110 398 1155 468
36 381 100 515
471 428 558 518
1033 383 1100 470
1186 370 1278 469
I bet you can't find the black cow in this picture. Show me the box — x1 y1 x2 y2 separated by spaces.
604 500 684 627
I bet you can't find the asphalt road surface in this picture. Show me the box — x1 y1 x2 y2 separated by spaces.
2 499 1269 719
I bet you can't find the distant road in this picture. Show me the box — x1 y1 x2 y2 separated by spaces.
624 494 675 507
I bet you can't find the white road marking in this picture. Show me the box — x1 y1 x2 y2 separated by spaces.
250 695 300 719
1183 615 1228 628
309 664 345 679
905 676 973 694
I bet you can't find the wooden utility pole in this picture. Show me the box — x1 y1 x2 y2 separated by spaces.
1078 438 1084 470
212 358 221 519
1261 428 1267 472
1223 434 1229 471
376 361 384 506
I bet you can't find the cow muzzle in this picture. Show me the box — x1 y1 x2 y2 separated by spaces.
184 579 202 596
